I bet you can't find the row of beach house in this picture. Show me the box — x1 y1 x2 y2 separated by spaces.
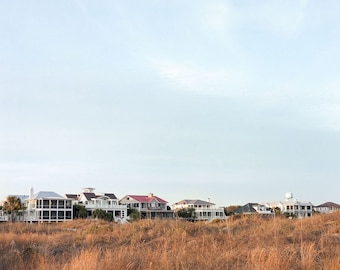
0 188 339 223
0 187 226 223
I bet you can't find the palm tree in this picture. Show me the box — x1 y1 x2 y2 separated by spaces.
3 196 23 222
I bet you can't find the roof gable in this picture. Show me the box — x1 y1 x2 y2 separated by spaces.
126 195 167 203
65 194 79 200
104 193 117 200
81 193 97 201
233 203 259 214
8 195 29 202
316 202 340 208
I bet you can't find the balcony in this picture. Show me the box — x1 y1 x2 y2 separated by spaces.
147 206 165 210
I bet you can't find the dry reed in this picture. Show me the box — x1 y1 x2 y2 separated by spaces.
0 212 339 270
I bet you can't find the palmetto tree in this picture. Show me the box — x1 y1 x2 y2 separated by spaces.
3 196 23 222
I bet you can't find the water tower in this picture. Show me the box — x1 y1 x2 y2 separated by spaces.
285 192 293 200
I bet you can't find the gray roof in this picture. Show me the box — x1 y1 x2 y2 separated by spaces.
103 193 117 200
233 203 259 214
315 202 340 208
31 191 64 199
82 192 118 200
83 193 97 200
65 194 79 200
174 199 215 206
8 195 29 202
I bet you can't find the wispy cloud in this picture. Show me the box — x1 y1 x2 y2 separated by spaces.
152 59 250 96
73 0 105 30
246 0 309 39
308 80 340 131
0 162 99 179
198 2 232 34
196 1 309 39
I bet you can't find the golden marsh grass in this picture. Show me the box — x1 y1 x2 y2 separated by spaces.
0 212 339 270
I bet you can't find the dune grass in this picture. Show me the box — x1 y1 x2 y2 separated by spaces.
0 212 339 270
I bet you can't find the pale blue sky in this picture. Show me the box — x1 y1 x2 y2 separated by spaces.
1 1 340 206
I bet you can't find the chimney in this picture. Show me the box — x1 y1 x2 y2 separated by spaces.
30 187 34 199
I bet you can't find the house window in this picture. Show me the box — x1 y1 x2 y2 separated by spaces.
43 211 49 220
51 211 57 219
307 206 311 210
208 212 211 217
301 206 305 210
43 200 49 209
58 200 64 208
66 211 72 219
51 200 58 209
37 200 42 208
58 211 64 219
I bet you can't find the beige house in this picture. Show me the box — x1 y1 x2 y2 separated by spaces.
173 199 225 221
314 202 340 214
119 193 174 219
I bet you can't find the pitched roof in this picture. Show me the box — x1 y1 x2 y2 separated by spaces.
103 193 117 200
125 195 167 203
65 194 79 200
83 193 97 200
174 199 215 206
31 191 64 199
76 191 118 201
315 202 340 208
8 195 29 202
233 203 259 214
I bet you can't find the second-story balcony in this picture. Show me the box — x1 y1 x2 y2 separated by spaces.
85 202 127 210
147 206 166 210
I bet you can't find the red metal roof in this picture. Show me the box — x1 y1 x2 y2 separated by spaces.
127 195 167 203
